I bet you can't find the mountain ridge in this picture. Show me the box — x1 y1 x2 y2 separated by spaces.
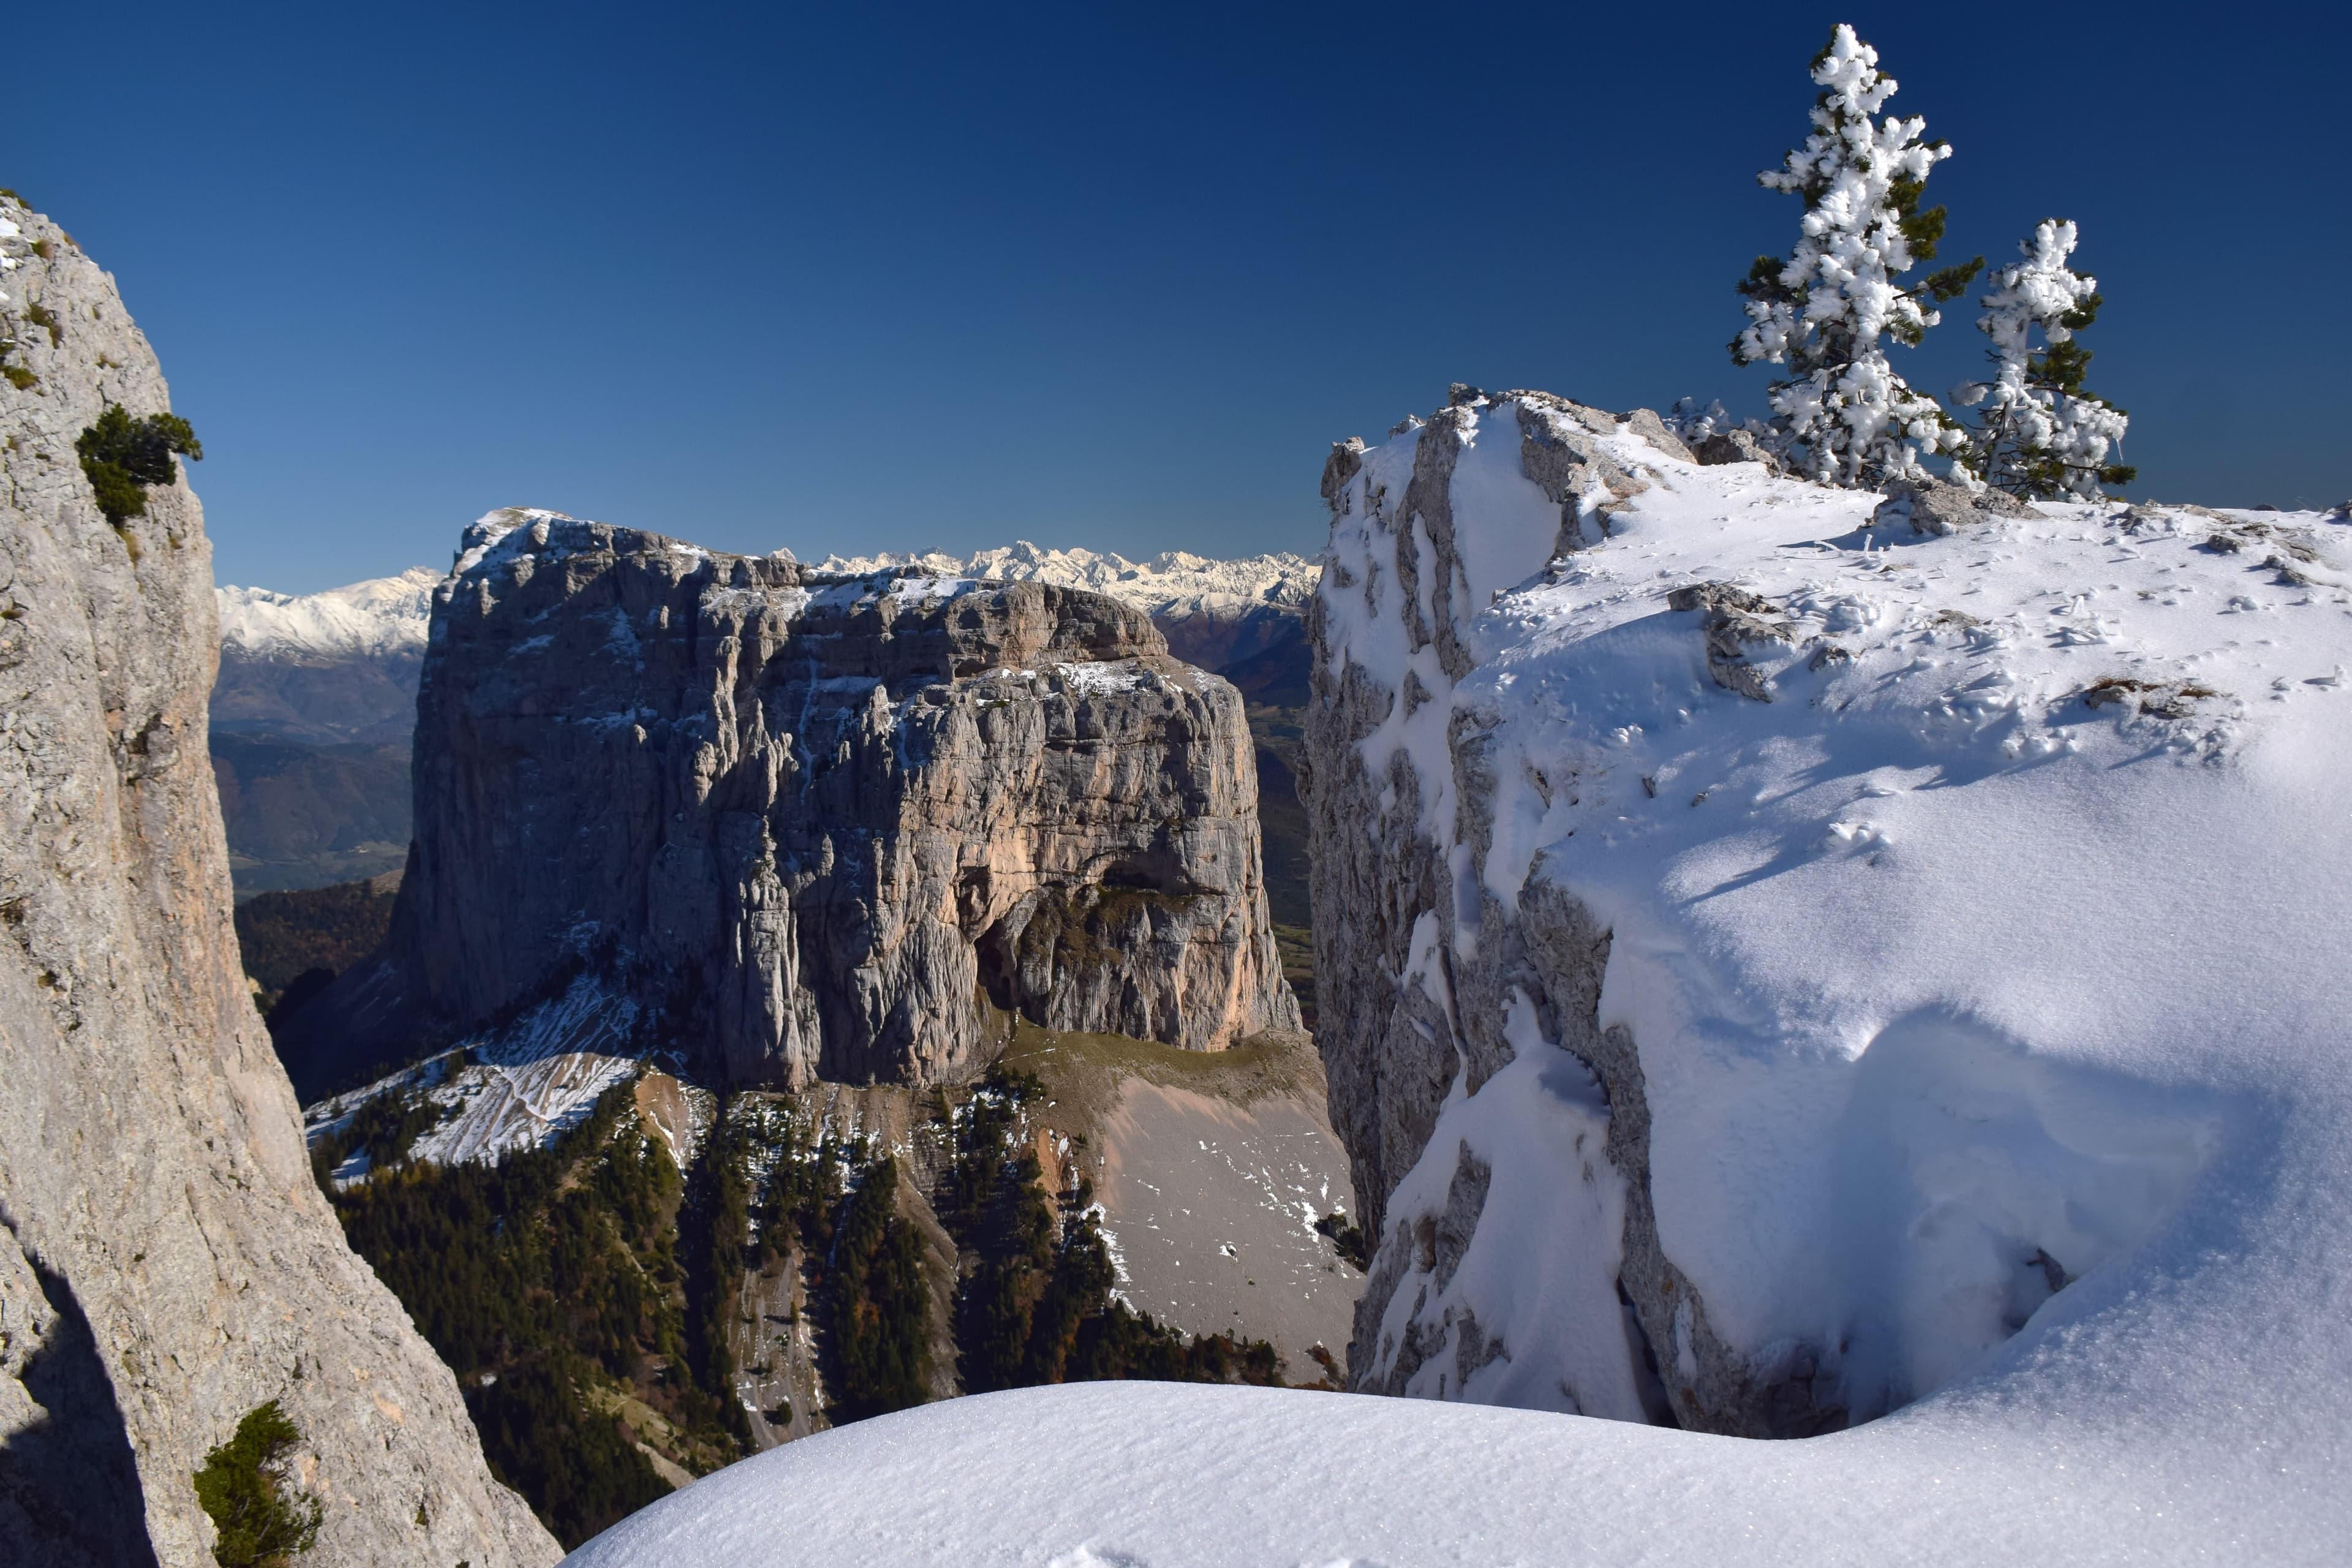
214 543 1316 663
217 564 440 660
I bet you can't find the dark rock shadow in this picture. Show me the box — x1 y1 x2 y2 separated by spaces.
0 1234 161 1568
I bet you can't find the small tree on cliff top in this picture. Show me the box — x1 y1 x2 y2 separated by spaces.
1953 219 2136 499
1732 24 1984 488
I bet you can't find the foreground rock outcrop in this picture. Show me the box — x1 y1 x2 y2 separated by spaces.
284 515 1296 1096
0 202 558 1562
1306 385 2352 1439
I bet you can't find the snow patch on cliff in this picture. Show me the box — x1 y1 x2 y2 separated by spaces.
304 976 646 1170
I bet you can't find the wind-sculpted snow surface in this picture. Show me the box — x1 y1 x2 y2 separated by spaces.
556 394 2352 1564
1308 388 2352 1464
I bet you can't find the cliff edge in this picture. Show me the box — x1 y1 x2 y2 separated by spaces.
1306 385 2352 1448
0 200 559 1566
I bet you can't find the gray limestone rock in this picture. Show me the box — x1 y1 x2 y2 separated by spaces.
1872 476 2032 536
1355 1142 1497 1400
1306 389 1657 1248
285 514 1296 1095
1307 390 1846 1438
1667 581 1799 703
1690 428 1780 471
0 202 559 1565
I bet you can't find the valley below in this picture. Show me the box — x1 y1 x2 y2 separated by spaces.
215 514 1357 1547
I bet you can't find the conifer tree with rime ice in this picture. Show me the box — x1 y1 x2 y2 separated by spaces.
1732 24 1984 488
1953 219 2136 499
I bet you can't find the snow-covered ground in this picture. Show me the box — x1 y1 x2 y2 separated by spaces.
1322 406 2352 1433
561 405 2352 1563
303 977 645 1172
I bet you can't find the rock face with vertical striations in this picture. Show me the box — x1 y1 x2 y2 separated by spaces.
281 512 1297 1098
0 200 559 1565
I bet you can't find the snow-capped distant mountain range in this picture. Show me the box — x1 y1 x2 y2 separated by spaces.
205 543 1319 895
213 543 1315 663
811 541 1321 621
216 565 442 661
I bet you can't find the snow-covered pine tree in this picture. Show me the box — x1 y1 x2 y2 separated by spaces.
1732 24 1983 488
1953 219 2136 499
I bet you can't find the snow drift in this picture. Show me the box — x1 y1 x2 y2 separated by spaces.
1308 388 2352 1443
557 390 2352 1564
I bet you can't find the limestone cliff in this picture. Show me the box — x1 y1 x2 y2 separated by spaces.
1306 385 2330 1442
1305 386 1812 1432
284 514 1296 1096
1306 386 1686 1245
0 203 559 1562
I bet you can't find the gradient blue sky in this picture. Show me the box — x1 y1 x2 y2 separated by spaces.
13 1 2346 592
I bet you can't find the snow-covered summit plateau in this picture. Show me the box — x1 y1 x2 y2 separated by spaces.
564 394 2352 1566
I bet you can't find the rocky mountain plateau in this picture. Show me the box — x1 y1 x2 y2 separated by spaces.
279 513 1300 1099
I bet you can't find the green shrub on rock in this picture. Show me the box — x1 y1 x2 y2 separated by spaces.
191 1400 322 1567
74 402 201 524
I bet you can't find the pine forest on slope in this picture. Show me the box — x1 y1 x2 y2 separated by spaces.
227 535 1354 1547
303 1033 1344 1547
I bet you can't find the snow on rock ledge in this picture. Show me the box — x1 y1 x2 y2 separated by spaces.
1306 386 2352 1442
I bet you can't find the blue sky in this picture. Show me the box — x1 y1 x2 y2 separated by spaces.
13 1 2346 592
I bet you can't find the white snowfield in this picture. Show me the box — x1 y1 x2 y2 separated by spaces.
216 564 442 660
564 405 2352 1565
815 539 1319 622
